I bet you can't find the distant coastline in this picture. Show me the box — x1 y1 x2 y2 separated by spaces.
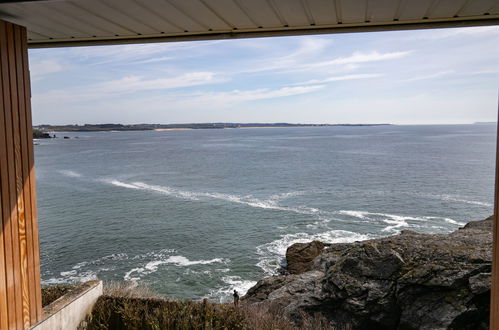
34 123 391 132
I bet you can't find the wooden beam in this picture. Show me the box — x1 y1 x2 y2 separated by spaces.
0 20 41 330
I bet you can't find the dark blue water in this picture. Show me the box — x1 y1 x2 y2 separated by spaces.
35 124 496 301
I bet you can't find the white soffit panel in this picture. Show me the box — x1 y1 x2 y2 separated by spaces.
0 0 496 48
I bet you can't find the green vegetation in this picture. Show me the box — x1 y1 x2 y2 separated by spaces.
34 122 391 132
41 283 335 329
82 282 333 330
33 128 52 139
42 285 75 306
86 296 246 330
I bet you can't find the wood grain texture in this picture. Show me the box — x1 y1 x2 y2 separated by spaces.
19 25 40 325
0 20 42 330
13 25 31 329
1 20 21 330
0 26 10 328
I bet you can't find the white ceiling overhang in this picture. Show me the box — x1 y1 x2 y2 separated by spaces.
0 0 498 48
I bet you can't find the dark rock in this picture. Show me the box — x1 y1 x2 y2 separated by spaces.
32 128 52 139
244 217 493 329
285 241 330 274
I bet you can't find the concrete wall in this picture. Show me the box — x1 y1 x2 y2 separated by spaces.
30 281 102 330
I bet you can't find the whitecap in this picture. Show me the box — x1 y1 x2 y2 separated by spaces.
338 210 371 219
123 254 227 283
337 210 464 230
42 270 98 285
164 256 226 266
381 218 409 233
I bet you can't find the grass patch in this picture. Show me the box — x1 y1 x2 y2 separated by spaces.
42 285 75 307
86 296 247 329
84 282 336 329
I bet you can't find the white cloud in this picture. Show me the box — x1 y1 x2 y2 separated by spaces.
304 51 412 69
33 71 223 105
34 84 325 115
295 73 382 85
96 72 220 94
194 85 326 104
403 70 454 82
410 26 499 41
231 37 332 74
70 40 224 65
133 56 174 64
30 59 64 80
464 69 499 75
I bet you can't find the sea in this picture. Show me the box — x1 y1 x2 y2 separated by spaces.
35 124 496 302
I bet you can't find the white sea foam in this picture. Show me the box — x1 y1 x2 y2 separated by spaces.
124 254 227 283
42 253 130 285
418 193 493 207
381 218 409 233
164 256 226 266
337 210 464 231
60 270 77 277
59 170 82 178
104 180 321 216
106 179 143 190
436 217 466 226
439 195 492 207
43 251 175 285
338 210 370 219
42 270 98 285
206 276 257 303
256 230 371 275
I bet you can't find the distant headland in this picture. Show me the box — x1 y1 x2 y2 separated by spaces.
34 123 391 132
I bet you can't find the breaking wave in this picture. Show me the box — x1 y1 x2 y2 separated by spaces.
124 254 228 283
337 210 465 232
256 230 371 275
206 276 257 303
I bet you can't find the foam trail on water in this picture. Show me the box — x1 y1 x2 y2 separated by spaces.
105 179 143 190
338 210 370 219
337 210 465 231
439 195 492 207
42 270 98 285
124 255 227 283
105 180 321 216
59 170 82 178
104 180 467 234
418 193 493 207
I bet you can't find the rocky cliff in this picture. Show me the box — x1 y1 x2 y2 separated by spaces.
244 217 493 329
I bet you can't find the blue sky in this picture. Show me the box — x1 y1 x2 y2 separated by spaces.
29 26 499 125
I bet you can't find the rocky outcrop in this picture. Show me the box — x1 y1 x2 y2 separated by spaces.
32 128 52 139
285 241 331 274
244 216 493 329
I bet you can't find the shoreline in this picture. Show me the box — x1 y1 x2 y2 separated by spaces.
37 124 392 133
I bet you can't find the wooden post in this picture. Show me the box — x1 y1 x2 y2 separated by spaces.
493 93 499 330
0 20 42 330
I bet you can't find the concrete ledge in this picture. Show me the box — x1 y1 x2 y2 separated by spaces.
31 280 102 330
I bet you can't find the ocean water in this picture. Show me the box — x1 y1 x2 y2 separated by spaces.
35 124 496 301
